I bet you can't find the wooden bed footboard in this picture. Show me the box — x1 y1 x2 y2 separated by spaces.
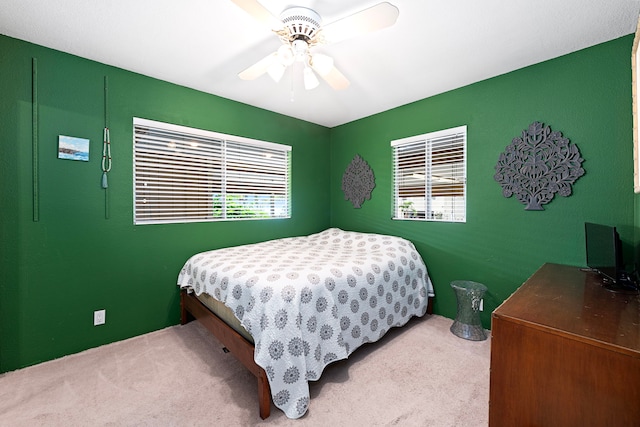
180 289 271 419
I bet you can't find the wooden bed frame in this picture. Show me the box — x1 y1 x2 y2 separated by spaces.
180 289 272 419
180 288 434 419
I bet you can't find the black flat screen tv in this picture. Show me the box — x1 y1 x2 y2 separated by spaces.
584 222 622 284
584 222 638 292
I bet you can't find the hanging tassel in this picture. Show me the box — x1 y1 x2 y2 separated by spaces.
101 127 112 189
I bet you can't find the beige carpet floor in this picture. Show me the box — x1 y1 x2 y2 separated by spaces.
0 315 491 426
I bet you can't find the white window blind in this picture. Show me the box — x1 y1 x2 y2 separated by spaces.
391 125 466 222
133 118 291 224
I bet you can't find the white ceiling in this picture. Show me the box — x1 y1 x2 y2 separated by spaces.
1 0 639 127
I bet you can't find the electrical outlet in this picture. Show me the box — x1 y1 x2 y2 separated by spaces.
94 309 106 326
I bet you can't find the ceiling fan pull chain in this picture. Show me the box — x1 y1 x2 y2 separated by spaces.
290 63 295 102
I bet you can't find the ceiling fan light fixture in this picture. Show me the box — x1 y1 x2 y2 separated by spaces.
277 44 295 66
267 62 286 82
303 67 320 90
310 53 334 76
291 39 309 61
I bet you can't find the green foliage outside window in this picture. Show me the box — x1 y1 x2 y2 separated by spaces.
212 194 270 219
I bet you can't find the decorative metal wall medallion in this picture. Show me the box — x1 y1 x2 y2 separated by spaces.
494 122 585 210
342 154 375 208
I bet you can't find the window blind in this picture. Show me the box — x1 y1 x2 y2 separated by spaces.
133 118 291 224
391 126 466 222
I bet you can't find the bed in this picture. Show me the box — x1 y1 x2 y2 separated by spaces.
177 228 435 419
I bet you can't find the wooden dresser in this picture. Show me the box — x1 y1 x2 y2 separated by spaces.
489 263 640 426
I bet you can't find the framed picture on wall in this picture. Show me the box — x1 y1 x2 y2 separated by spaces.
633 13 640 193
58 135 90 162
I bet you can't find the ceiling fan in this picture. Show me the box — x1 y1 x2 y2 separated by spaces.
231 0 399 90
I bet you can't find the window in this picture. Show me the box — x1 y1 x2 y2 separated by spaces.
391 125 466 222
133 118 291 224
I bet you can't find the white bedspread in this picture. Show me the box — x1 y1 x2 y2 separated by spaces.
177 228 434 419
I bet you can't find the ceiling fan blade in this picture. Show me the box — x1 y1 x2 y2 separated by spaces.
230 0 284 31
238 52 277 80
319 2 399 44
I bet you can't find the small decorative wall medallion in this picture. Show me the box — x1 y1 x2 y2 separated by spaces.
342 154 375 208
494 122 585 211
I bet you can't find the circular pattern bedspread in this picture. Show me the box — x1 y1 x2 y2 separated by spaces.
177 228 434 419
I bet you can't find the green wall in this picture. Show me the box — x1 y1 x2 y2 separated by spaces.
0 35 331 373
1 33 637 373
329 35 636 327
